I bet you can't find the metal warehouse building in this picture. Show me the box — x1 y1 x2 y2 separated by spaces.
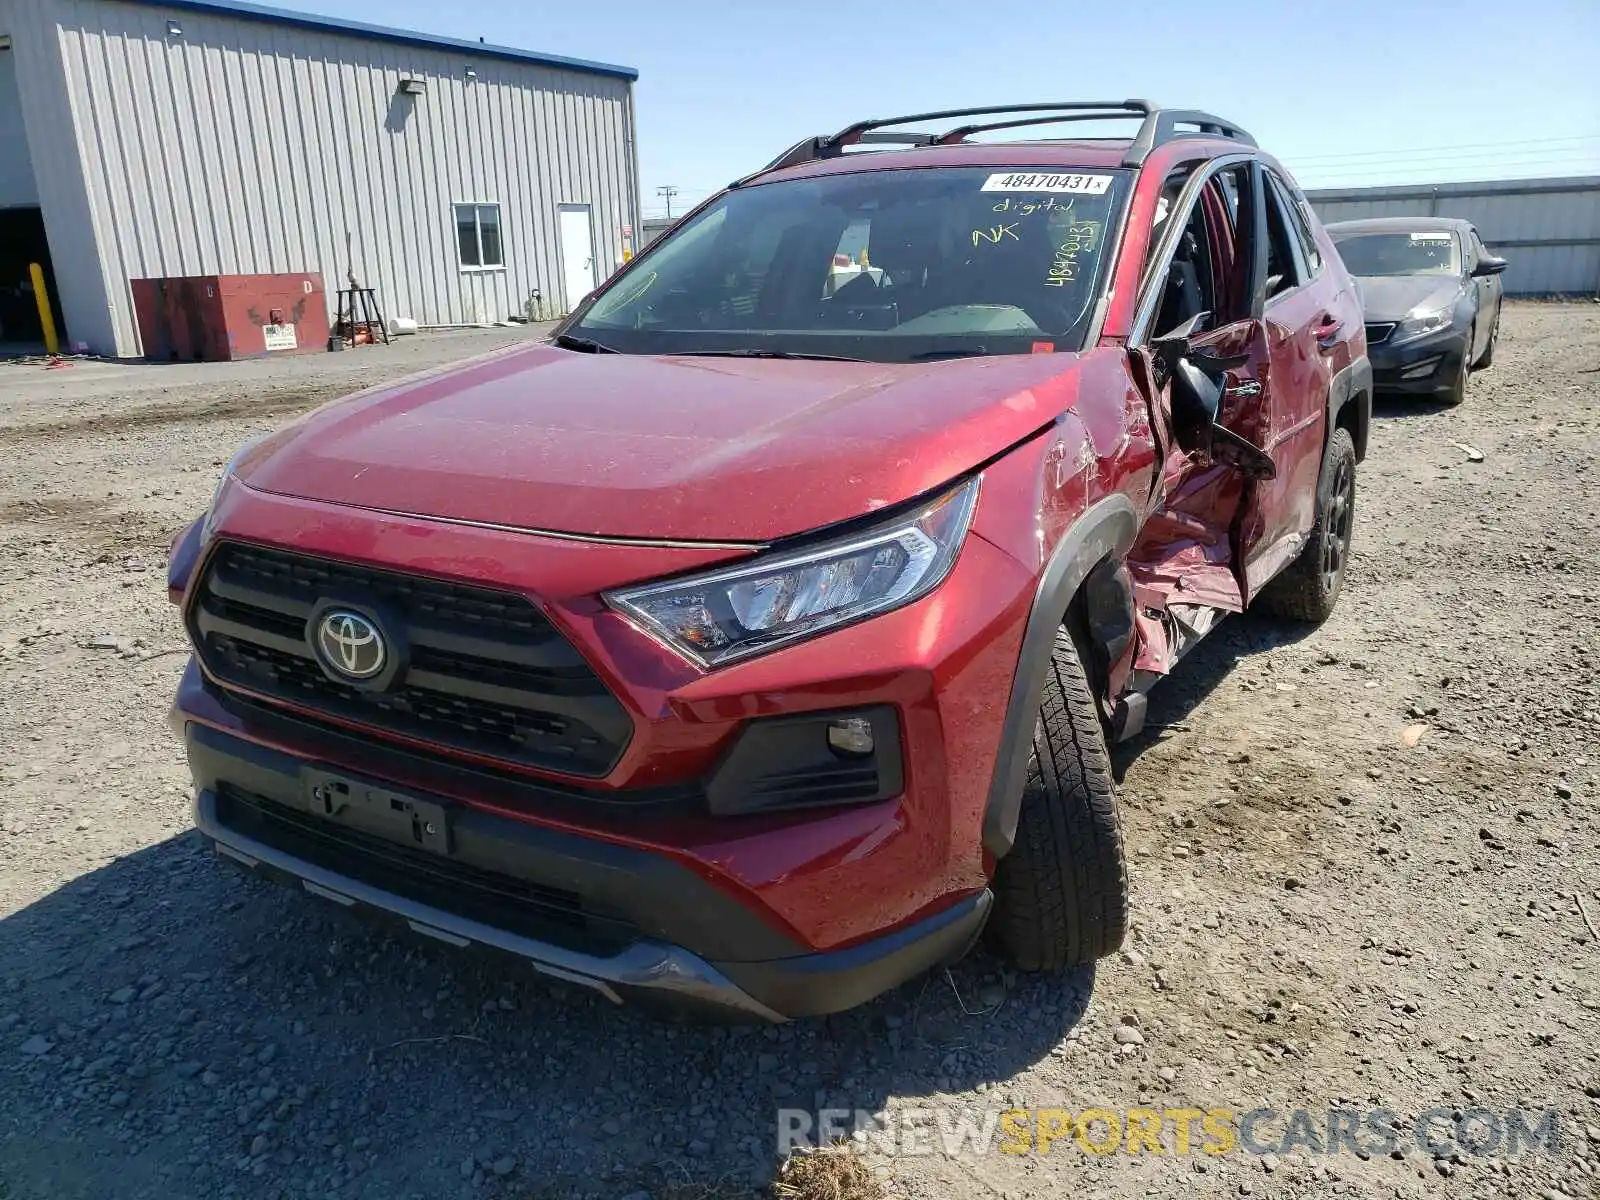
1307 175 1600 297
0 0 640 357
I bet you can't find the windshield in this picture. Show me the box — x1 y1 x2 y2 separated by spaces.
1333 231 1460 278
570 166 1129 361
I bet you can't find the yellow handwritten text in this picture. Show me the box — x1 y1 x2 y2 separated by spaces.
1044 220 1102 286
972 222 1021 247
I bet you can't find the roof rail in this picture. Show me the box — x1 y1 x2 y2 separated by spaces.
740 101 1255 182
1120 109 1256 165
753 129 940 177
826 101 1155 151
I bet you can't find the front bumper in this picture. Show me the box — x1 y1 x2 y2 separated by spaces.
179 703 991 1021
1369 326 1470 394
175 481 1035 954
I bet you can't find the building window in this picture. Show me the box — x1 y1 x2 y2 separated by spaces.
455 203 503 270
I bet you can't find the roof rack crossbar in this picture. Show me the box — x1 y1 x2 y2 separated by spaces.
937 110 1154 144
744 102 1257 182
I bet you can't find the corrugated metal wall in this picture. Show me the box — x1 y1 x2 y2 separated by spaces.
1 0 108 351
0 47 41 207
0 0 639 355
1306 176 1600 297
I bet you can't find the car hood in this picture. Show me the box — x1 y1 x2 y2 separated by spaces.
239 343 1086 542
1355 275 1465 323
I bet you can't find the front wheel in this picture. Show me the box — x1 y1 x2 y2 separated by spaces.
1475 315 1499 369
1254 427 1357 623
987 627 1129 972
1442 330 1471 406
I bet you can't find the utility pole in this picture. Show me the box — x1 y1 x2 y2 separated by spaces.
656 185 680 219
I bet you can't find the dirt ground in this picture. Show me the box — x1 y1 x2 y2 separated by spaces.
1 304 1597 1200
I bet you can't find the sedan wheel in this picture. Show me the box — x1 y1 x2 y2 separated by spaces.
1476 317 1499 369
1442 328 1472 406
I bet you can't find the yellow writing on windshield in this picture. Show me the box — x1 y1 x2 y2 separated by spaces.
973 223 1022 247
1044 221 1102 287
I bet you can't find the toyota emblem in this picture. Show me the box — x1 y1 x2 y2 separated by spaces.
315 610 387 680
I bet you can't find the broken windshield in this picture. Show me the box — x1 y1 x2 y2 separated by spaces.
570 166 1129 361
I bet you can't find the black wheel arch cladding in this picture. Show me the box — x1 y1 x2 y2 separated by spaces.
1329 356 1372 463
982 492 1139 859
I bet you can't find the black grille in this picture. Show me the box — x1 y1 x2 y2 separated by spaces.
748 764 883 808
1365 322 1396 345
214 785 638 953
190 543 631 776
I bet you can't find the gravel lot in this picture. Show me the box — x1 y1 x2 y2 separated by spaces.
1 304 1597 1200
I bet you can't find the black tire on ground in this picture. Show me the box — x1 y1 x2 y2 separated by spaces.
987 626 1128 972
1475 315 1498 369
1254 426 1357 623
1442 329 1472 406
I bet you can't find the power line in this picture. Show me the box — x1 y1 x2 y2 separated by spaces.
1290 147 1600 175
1289 134 1600 167
1295 163 1600 189
1294 162 1600 184
1294 151 1600 180
655 185 680 219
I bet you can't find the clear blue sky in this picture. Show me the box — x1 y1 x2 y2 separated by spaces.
274 0 1600 218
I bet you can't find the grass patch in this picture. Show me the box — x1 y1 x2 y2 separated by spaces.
773 1146 886 1200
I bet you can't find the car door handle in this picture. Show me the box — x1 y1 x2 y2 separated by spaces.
1314 313 1342 348
1224 379 1262 397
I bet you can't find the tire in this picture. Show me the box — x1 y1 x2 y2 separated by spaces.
1254 426 1357 623
1441 330 1471 406
987 626 1128 972
1475 315 1498 369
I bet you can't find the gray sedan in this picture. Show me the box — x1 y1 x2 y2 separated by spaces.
1327 217 1506 405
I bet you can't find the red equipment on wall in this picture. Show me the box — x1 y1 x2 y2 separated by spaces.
130 273 330 361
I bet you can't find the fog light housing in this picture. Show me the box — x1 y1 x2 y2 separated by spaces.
704 707 902 815
826 716 875 758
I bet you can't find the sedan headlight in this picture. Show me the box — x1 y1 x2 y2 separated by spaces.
1394 306 1453 343
608 478 981 668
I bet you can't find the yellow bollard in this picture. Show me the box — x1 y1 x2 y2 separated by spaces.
29 263 60 356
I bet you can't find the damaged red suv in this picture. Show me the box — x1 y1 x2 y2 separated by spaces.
169 102 1370 1020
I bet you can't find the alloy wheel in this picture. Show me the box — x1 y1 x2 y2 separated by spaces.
1320 456 1355 594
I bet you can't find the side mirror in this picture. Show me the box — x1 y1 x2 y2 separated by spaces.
1148 316 1277 480
1151 313 1237 453
1471 256 1508 277
1169 356 1224 450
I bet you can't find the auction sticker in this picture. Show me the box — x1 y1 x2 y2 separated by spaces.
981 172 1112 195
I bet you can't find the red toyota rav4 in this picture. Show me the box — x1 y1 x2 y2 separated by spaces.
169 102 1370 1021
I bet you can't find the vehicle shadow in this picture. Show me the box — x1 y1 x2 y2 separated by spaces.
1372 392 1454 419
1109 611 1318 780
0 833 1092 1200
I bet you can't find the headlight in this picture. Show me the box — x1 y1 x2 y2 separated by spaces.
607 478 981 668
198 474 230 545
200 435 268 544
1394 307 1453 343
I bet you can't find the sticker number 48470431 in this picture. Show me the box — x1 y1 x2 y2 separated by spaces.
981 172 1112 195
